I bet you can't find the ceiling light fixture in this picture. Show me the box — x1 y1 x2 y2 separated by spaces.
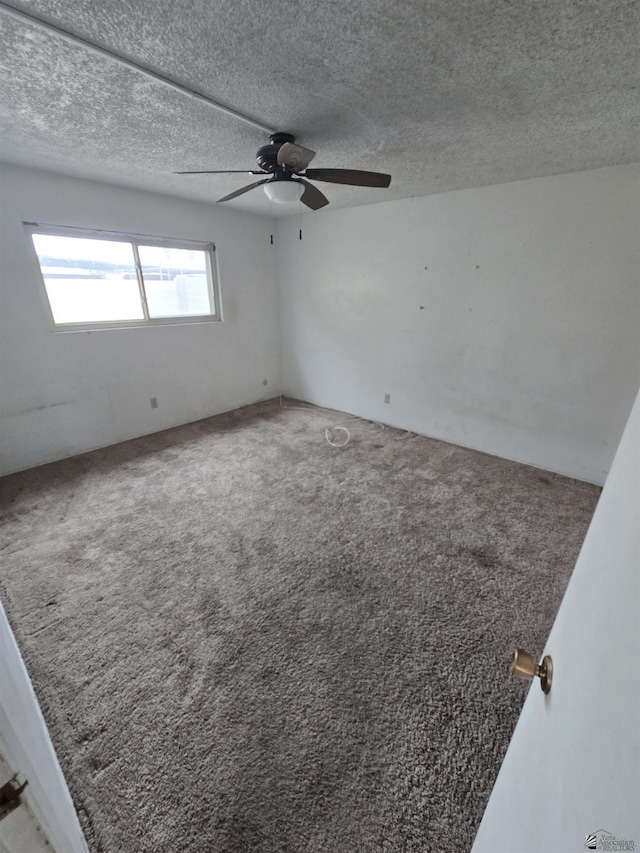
264 181 304 204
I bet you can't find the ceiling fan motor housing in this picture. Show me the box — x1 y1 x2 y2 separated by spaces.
256 132 295 173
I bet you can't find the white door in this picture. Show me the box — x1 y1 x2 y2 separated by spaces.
472 389 640 853
0 601 88 853
0 750 51 853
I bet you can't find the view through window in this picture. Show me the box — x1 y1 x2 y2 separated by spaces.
30 229 218 328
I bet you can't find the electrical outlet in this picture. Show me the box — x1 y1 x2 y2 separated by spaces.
384 393 391 404
150 397 158 409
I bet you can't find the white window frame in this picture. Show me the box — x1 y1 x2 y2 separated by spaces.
26 223 221 331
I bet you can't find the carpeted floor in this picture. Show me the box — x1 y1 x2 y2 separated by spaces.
0 399 600 852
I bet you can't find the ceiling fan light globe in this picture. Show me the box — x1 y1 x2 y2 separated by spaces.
264 181 304 204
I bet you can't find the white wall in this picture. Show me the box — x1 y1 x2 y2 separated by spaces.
2 163 638 480
277 163 640 484
0 164 281 475
472 387 640 853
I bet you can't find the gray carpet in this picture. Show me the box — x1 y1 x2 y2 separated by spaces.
0 399 599 853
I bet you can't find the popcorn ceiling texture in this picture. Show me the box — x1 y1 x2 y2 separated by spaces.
0 399 599 851
0 0 638 215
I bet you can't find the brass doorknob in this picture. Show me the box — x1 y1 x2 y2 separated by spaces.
511 649 553 694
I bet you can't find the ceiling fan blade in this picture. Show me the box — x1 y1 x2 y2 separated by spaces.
304 168 391 188
298 178 329 210
277 142 316 171
217 178 271 203
174 170 267 175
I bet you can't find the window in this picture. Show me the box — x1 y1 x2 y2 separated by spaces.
28 225 220 330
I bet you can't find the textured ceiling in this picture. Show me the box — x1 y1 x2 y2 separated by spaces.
0 0 638 217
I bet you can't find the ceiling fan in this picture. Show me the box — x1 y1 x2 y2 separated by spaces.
175 132 391 210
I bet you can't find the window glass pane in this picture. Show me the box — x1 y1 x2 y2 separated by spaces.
138 245 213 318
32 234 143 324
